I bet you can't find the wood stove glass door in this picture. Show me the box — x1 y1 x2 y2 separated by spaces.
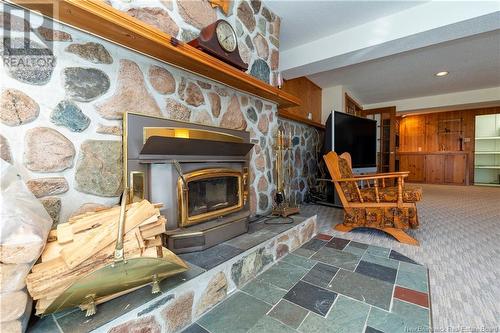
179 169 243 227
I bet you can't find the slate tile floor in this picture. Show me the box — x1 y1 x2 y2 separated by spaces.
186 234 432 333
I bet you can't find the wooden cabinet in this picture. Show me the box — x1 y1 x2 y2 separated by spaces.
280 77 322 125
398 152 468 185
399 154 425 182
445 154 467 184
425 155 445 183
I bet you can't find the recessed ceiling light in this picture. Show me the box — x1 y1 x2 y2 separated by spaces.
435 71 449 77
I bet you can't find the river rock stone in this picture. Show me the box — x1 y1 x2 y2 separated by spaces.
127 7 179 36
257 175 268 192
161 292 194 333
96 60 161 119
300 220 315 243
235 20 244 37
24 127 75 172
70 203 109 218
65 42 113 64
50 100 90 132
26 177 69 198
148 65 175 95
276 243 289 259
270 49 279 70
258 193 269 211
257 113 269 134
245 35 254 51
241 96 249 106
255 153 265 171
166 99 191 121
238 41 251 65
0 135 12 163
0 89 39 126
195 272 227 317
258 17 266 34
2 38 56 85
237 1 256 32
37 26 72 41
231 250 266 287
178 77 187 98
261 6 274 21
63 67 110 102
109 316 161 333
253 33 269 60
40 196 61 226
197 80 212 89
177 0 217 29
250 59 270 83
193 110 213 125
270 18 280 39
0 12 29 31
220 95 246 130
96 124 122 136
214 86 229 97
250 187 257 214
183 82 204 106
246 107 257 123
250 0 261 13
181 28 198 42
254 99 263 112
269 35 279 48
75 140 122 197
160 0 174 10
208 92 221 117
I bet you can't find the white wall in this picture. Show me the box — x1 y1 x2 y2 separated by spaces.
321 85 343 123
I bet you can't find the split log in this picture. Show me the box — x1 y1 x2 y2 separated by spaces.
26 200 173 315
60 200 156 268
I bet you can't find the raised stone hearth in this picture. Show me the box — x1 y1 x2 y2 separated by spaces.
28 214 318 333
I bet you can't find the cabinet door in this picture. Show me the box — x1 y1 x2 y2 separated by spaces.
400 155 425 182
425 155 445 183
445 154 467 185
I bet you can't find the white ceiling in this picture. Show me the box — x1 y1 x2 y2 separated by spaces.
266 1 500 106
307 30 500 104
266 0 426 51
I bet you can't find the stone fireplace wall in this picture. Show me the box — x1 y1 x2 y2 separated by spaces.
108 0 280 85
278 119 326 203
0 1 322 226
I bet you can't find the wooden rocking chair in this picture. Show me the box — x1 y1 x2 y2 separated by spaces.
323 151 423 246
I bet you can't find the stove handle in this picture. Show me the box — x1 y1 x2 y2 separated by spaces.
173 160 188 191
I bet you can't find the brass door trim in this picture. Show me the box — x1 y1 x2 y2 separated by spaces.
178 168 243 227
144 127 244 144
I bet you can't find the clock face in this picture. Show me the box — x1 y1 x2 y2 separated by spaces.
215 20 237 53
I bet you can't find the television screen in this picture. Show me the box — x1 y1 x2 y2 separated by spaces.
333 111 377 168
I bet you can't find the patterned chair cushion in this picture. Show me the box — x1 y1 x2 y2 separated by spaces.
338 158 360 202
359 185 422 203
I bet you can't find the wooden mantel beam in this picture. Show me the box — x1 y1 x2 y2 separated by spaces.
10 0 300 108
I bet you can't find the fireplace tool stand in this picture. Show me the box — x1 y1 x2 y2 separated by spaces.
270 129 299 220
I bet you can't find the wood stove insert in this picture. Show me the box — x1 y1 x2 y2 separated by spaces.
123 113 254 253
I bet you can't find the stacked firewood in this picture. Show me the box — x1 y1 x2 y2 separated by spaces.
26 200 168 315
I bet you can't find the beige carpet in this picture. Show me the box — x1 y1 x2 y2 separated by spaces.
302 184 500 330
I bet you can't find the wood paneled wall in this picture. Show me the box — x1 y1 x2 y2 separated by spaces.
399 106 500 183
280 77 322 123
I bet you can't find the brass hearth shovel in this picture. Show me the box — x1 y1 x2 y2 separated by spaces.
42 188 189 316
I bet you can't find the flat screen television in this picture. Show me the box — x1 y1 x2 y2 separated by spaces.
327 111 377 169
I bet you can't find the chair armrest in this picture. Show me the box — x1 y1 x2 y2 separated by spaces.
337 173 408 182
352 171 409 178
